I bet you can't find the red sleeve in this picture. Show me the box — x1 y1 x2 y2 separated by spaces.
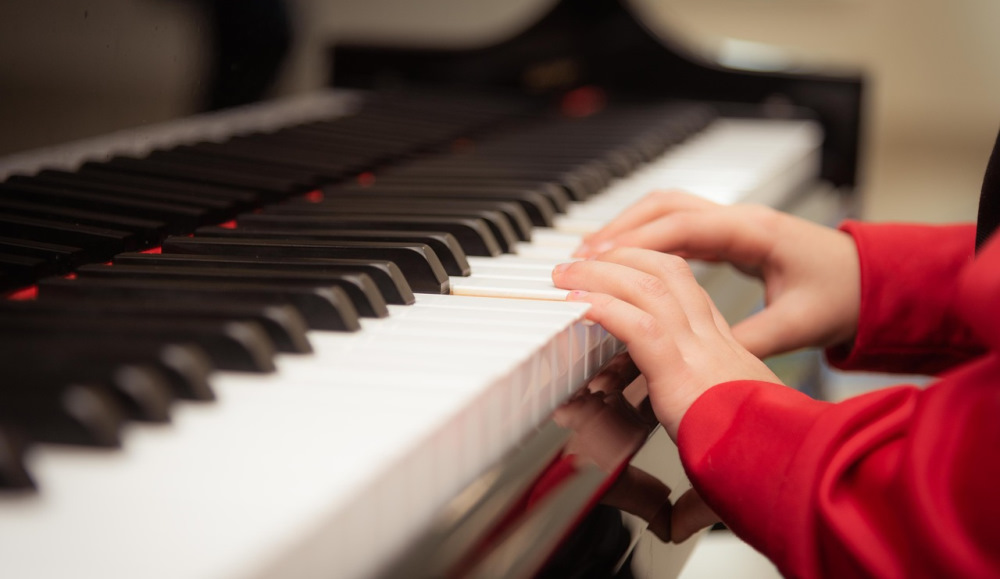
677 233 1000 578
678 374 1000 578
826 222 984 374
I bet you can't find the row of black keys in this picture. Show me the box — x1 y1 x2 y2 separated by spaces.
0 100 712 291
0 98 715 489
0 92 535 292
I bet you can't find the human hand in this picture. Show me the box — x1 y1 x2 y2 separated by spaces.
552 248 781 439
573 191 860 359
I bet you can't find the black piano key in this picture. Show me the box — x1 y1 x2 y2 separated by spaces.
69 166 261 207
147 150 321 190
471 142 638 176
76 262 388 320
350 176 572 213
19 171 237 218
232 129 384 160
0 335 215 402
0 236 86 272
260 198 521 251
112 252 415 306
0 423 34 490
0 181 209 232
92 157 294 200
0 297 313 356
0 342 174 423
199 226 471 277
177 142 352 182
0 213 136 260
0 369 125 447
162 236 450 294
37 276 360 334
324 183 557 227
374 162 596 202
0 307 279 373
374 169 574 207
2 384 125 448
0 252 54 283
91 365 175 423
284 194 534 241
0 196 168 246
0 314 176 422
234 214 502 257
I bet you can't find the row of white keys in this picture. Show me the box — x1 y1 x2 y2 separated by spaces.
0 294 620 579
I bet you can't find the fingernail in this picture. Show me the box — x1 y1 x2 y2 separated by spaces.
566 290 589 300
552 263 571 275
572 244 590 257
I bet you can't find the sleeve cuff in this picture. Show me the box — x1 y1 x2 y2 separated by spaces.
824 221 982 374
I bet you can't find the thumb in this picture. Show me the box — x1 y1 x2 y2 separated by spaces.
729 299 806 360
671 487 720 543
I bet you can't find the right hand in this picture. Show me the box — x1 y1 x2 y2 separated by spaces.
572 190 861 359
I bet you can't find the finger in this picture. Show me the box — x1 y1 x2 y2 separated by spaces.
592 248 719 333
574 191 715 257
588 205 779 270
565 290 681 358
554 259 690 331
671 487 720 543
729 295 814 359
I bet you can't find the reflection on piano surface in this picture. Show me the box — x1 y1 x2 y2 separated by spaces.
0 0 862 577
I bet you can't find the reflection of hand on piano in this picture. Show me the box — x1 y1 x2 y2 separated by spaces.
553 389 646 473
549 370 721 545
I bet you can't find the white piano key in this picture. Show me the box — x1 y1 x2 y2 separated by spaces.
450 276 571 300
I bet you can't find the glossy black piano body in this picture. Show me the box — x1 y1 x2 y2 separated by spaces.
330 0 864 190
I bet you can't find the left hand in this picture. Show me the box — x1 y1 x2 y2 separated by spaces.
552 247 782 439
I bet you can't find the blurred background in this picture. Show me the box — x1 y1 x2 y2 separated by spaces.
1 0 999 222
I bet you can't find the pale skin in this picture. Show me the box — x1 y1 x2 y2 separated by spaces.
551 190 862 542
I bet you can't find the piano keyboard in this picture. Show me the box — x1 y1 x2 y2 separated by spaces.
0 90 821 579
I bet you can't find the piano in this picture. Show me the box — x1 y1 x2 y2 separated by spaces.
0 0 863 577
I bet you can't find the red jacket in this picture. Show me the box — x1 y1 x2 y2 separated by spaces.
678 221 1000 578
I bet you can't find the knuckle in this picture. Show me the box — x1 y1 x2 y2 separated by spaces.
591 292 616 308
656 253 692 277
601 246 635 263
635 313 662 339
635 274 668 298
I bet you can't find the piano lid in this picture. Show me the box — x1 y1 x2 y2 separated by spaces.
330 0 864 189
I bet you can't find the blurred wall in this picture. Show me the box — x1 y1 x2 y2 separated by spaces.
2 0 998 221
0 0 209 154
632 0 1000 221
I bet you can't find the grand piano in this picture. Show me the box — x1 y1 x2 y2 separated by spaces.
0 0 863 577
